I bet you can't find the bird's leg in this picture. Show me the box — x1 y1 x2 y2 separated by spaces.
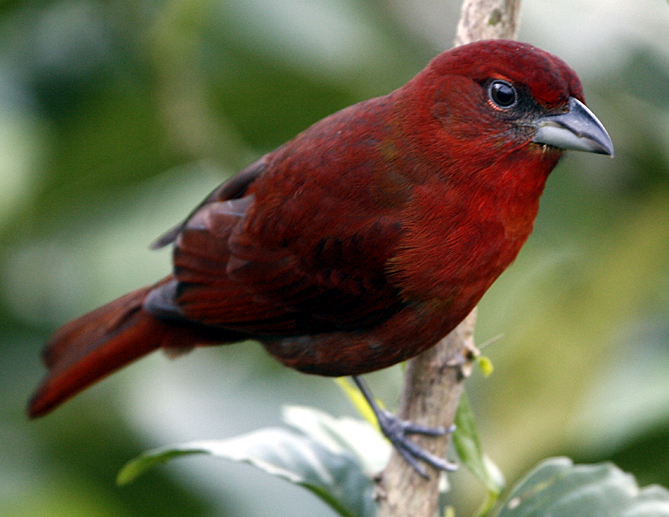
352 375 457 478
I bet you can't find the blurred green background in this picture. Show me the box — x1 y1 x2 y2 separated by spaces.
1 0 669 515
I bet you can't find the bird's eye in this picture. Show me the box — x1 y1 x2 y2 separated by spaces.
488 80 517 109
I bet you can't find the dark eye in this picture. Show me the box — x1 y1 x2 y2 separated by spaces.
488 80 517 109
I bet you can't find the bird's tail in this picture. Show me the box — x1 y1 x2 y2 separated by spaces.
28 279 217 418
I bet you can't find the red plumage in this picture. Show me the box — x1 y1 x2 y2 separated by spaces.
28 40 612 420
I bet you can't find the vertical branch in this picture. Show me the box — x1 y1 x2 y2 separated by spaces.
455 0 521 46
376 310 477 517
375 2 520 516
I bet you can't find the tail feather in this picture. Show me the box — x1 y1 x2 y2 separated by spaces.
28 280 219 418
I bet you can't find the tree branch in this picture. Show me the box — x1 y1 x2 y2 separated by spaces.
375 2 521 515
455 0 521 47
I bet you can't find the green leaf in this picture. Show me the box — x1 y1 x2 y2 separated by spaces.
282 405 390 475
494 457 669 517
117 448 207 486
117 427 376 517
453 390 505 497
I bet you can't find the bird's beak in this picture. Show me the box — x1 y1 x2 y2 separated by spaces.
532 97 614 156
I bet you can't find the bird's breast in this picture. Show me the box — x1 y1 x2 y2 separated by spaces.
389 179 542 308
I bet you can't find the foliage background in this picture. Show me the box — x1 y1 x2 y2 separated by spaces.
1 0 668 515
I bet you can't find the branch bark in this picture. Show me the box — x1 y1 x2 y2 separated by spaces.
455 0 521 47
375 2 521 516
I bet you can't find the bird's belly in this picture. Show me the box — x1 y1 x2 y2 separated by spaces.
259 301 468 376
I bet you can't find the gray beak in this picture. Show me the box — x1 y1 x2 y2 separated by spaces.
532 97 614 156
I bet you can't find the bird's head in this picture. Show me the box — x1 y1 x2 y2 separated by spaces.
401 39 613 174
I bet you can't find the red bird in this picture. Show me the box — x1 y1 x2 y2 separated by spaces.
29 40 612 475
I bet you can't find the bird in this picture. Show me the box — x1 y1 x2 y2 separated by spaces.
28 39 613 476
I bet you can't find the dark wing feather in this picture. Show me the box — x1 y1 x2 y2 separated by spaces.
145 193 406 336
150 159 266 250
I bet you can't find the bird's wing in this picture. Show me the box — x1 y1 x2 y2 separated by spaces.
145 163 406 336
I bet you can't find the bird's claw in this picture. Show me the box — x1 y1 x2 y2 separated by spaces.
351 375 458 478
377 409 458 478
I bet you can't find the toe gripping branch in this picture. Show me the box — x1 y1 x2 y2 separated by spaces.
352 376 457 478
